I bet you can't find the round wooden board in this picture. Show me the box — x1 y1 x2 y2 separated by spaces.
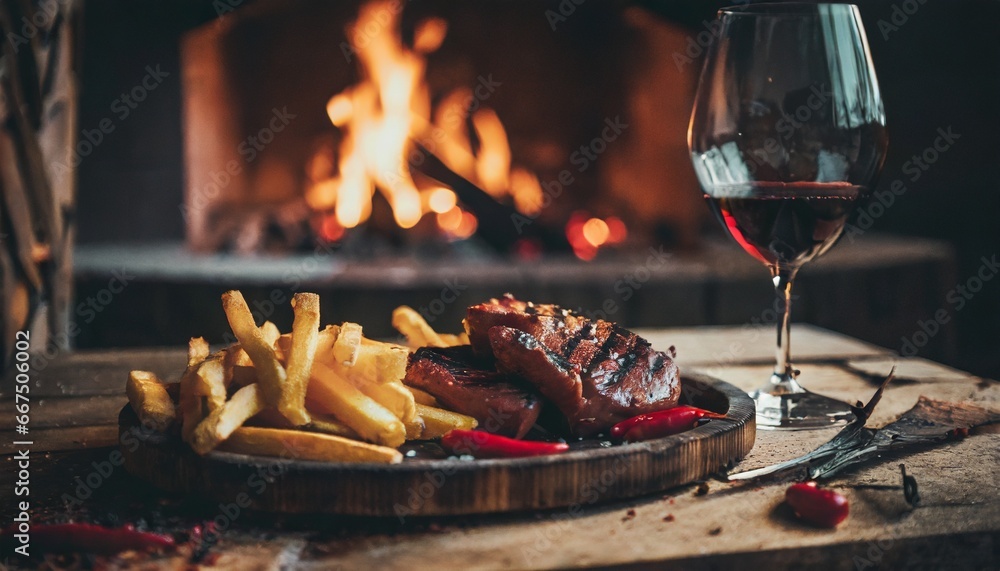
120 373 755 516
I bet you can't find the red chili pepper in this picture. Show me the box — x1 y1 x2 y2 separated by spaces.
611 405 727 442
440 429 569 458
785 481 849 528
1 523 175 555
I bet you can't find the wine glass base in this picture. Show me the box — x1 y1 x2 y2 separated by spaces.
750 388 855 430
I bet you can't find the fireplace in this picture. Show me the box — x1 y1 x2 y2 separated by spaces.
178 0 705 258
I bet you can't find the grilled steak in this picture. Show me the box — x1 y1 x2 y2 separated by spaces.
404 346 542 438
467 295 681 436
466 296 573 358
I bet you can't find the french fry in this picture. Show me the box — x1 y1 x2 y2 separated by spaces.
190 383 265 455
333 322 362 366
405 385 439 407
332 339 408 385
306 361 405 447
416 403 478 439
392 306 447 348
180 337 211 441
194 355 227 412
279 293 319 426
126 370 176 432
245 407 295 429
274 334 292 363
404 416 425 440
365 339 409 382
225 344 252 367
218 426 402 464
314 324 340 357
358 381 416 423
260 320 281 346
306 413 360 439
188 337 210 364
221 344 251 388
221 290 287 408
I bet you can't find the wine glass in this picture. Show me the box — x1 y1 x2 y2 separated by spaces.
688 3 888 429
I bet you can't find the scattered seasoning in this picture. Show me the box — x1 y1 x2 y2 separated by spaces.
695 482 710 496
663 514 675 522
188 522 215 563
621 509 637 522
610 406 727 442
708 527 722 536
900 464 920 507
785 481 849 528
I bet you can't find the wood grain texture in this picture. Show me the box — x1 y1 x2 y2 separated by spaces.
120 373 755 516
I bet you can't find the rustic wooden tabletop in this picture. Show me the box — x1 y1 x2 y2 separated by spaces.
3 324 998 570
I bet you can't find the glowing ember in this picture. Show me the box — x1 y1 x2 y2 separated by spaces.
582 218 610 247
319 214 346 242
436 206 464 232
605 216 628 244
452 211 478 239
566 211 626 260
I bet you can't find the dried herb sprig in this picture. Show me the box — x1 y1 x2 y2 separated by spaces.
729 369 1000 483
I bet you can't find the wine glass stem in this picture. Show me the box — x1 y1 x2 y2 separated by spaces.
771 266 803 393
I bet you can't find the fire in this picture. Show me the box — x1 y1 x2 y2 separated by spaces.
306 0 627 260
307 0 540 240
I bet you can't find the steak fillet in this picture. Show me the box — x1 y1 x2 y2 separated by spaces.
467 295 681 436
404 346 542 439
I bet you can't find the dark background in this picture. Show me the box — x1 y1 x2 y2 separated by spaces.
73 0 999 378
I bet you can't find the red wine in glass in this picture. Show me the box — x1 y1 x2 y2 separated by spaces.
688 4 888 429
705 182 866 270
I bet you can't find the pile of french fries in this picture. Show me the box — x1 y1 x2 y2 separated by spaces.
126 291 477 464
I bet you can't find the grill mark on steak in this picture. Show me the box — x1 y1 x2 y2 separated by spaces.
561 322 593 361
404 346 543 438
469 295 681 436
489 327 585 418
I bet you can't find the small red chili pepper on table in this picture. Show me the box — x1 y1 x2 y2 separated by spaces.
785 481 849 528
1 523 175 555
610 405 727 442
441 429 569 458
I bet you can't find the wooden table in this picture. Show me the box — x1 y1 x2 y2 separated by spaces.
3 325 998 569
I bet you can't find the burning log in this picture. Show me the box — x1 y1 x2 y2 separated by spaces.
411 141 569 252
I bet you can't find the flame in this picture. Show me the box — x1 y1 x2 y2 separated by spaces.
307 0 428 230
413 18 448 53
471 109 511 197
509 167 544 216
427 187 457 214
308 1 628 256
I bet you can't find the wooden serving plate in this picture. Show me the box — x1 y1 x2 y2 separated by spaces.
119 373 754 516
